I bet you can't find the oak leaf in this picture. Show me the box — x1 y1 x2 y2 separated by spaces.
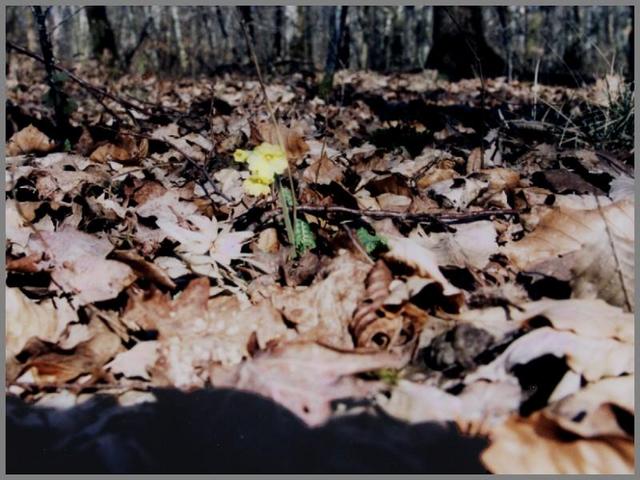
7 124 55 156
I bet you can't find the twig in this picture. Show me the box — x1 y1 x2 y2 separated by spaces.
7 40 152 120
280 205 519 224
95 125 231 203
342 223 375 265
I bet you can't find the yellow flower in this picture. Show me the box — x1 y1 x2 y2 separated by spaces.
254 142 288 175
233 149 250 163
243 176 272 196
247 152 277 183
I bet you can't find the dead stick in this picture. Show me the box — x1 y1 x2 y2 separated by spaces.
292 205 519 224
95 125 231 203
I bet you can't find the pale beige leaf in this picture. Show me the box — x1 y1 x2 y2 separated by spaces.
6 288 77 360
544 375 633 439
267 251 372 349
413 220 499 269
384 236 462 298
452 299 633 343
481 413 634 474
466 327 633 384
380 379 521 426
210 342 409 426
503 198 634 310
26 228 136 305
7 124 55 156
106 341 159 380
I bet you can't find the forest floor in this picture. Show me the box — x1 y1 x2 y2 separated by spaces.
5 56 635 473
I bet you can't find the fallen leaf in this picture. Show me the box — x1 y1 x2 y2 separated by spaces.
303 154 345 185
26 228 137 305
544 375 633 439
256 122 309 161
503 198 634 310
111 249 177 289
267 251 372 348
413 220 499 269
481 412 634 474
90 135 148 163
384 236 462 299
7 124 55 156
6 288 77 361
210 342 409 426
465 327 633 384
105 341 159 380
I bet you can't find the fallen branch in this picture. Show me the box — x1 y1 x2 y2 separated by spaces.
289 205 519 224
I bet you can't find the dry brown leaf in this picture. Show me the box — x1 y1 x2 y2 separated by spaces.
6 288 77 361
503 198 634 310
111 249 176 289
20 318 123 385
302 154 345 185
466 147 483 173
481 412 634 474
267 251 372 349
465 327 633 384
90 135 148 163
384 236 462 300
351 260 397 348
255 228 280 254
7 124 55 156
123 278 291 387
210 342 409 426
257 122 309 160
544 375 633 439
26 228 137 305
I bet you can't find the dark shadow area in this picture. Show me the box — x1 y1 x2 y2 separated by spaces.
7 388 488 474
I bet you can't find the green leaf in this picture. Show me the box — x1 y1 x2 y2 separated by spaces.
356 227 388 254
52 71 69 84
294 218 316 255
280 186 294 209
62 97 77 115
63 139 72 152
371 368 400 386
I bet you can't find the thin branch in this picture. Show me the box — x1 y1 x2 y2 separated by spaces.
95 125 231 203
281 205 519 224
7 41 152 119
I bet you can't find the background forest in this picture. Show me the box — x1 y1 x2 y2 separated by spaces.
6 5 635 83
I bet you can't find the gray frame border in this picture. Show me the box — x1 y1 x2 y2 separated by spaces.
1 1 637 478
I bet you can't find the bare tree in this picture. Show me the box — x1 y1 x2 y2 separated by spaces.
426 6 505 79
320 6 349 97
85 6 119 65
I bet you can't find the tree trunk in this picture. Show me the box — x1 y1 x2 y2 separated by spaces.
85 6 119 65
319 6 348 98
497 7 512 80
274 6 283 60
425 6 505 79
32 6 70 136
170 6 188 73
627 6 634 81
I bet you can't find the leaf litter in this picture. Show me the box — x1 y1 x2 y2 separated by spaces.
5 64 635 473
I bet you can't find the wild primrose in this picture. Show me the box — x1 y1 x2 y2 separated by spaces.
233 142 288 196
